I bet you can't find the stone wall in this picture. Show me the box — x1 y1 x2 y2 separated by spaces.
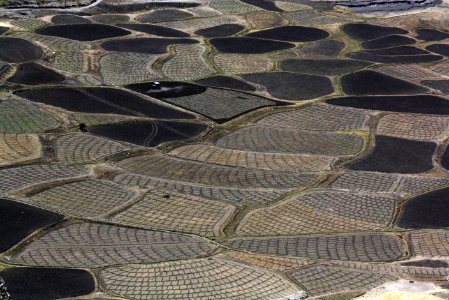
2 0 95 8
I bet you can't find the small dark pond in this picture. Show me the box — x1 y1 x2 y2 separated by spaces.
348 135 436 173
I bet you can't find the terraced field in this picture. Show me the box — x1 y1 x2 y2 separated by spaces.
0 1 449 299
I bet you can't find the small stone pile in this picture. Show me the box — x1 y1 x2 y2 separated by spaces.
0 278 11 300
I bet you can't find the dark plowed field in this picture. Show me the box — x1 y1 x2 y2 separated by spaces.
343 23 408 41
101 38 198 54
8 63 65 85
246 26 329 42
127 81 206 98
348 135 436 173
0 198 63 252
365 46 428 55
280 59 372 75
118 23 189 37
327 95 449 114
36 23 131 41
0 26 9 35
91 14 130 24
196 76 256 92
401 260 449 268
399 187 449 228
137 9 193 23
341 71 429 95
195 24 245 38
87 121 209 147
416 28 449 41
426 44 449 56
243 72 334 100
1 267 95 300
0 38 43 63
210 37 294 54
51 14 92 24
240 0 281 11
16 87 194 119
347 52 442 64
361 35 415 49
